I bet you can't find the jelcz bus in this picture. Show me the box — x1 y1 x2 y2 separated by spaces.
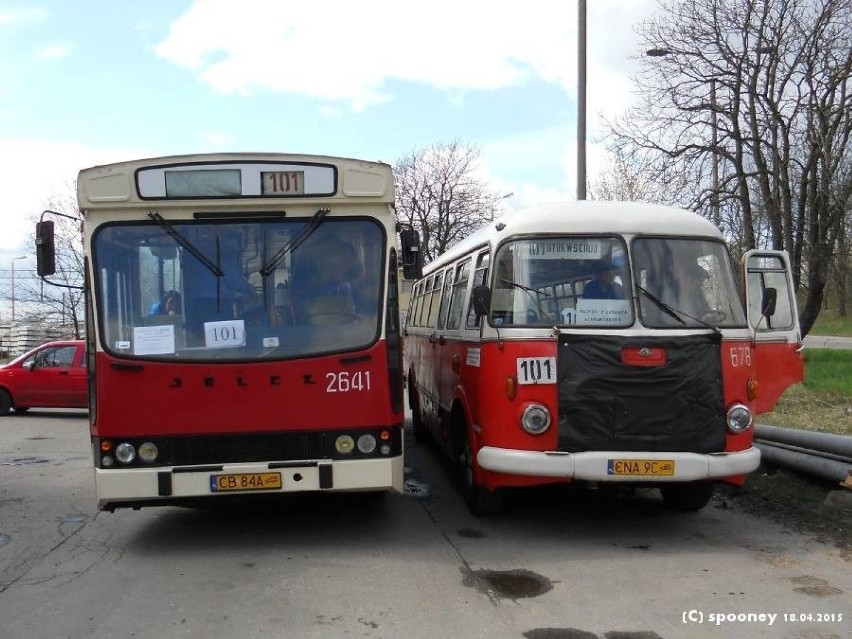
404 201 804 514
37 153 416 511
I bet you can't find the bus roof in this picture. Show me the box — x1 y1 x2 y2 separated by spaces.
423 200 724 275
77 152 394 207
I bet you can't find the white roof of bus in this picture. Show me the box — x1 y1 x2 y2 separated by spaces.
423 200 723 274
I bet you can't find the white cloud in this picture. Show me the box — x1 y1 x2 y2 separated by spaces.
37 43 72 59
200 131 231 148
0 138 149 251
154 0 647 115
0 7 48 28
154 0 651 200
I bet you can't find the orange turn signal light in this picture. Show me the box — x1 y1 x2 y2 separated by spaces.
505 376 518 400
100 440 113 452
747 378 758 401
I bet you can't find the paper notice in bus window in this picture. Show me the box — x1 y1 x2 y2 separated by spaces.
575 300 631 326
511 239 602 260
466 347 481 367
133 325 176 355
204 320 246 349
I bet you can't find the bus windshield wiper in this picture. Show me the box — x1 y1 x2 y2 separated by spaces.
259 208 330 276
147 211 223 277
499 277 555 323
635 284 686 326
635 283 722 331
499 277 552 298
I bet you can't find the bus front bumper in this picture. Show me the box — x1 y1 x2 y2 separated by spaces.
477 446 760 482
95 456 404 511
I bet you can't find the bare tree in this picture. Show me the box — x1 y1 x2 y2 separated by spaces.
589 148 690 203
605 0 852 335
394 141 506 265
19 185 85 338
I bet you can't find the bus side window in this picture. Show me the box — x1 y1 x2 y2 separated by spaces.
436 266 454 329
446 258 472 330
426 272 444 328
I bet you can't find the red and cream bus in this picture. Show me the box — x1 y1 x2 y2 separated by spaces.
404 201 803 515
37 153 419 511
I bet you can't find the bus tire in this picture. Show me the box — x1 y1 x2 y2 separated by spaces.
0 390 12 416
461 432 504 516
660 483 715 511
409 382 429 444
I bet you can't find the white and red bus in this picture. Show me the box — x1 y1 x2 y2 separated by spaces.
37 153 419 511
404 201 804 514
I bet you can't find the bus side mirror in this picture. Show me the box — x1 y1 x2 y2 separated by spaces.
36 219 56 276
399 228 422 280
471 285 491 318
761 287 777 317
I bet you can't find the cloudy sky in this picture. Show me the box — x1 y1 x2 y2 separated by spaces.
0 0 655 306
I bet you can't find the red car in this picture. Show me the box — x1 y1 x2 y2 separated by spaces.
0 340 88 415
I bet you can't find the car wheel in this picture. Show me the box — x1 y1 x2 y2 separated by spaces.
660 483 715 511
460 430 504 516
0 390 12 416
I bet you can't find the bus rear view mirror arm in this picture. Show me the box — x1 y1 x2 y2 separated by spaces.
761 287 777 318
472 285 491 318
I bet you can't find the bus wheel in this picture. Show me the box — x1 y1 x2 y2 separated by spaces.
461 433 504 516
409 384 429 444
0 390 12 416
660 483 715 511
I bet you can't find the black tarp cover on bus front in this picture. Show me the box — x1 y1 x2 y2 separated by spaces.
557 333 725 454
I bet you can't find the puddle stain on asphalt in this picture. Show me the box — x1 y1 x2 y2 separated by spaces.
524 630 663 639
457 528 485 539
0 457 49 466
463 568 554 600
787 575 844 597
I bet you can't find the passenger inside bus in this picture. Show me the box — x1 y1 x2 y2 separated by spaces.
583 259 624 300
150 290 182 316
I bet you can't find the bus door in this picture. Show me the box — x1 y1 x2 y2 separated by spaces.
743 250 805 413
437 259 473 424
431 267 455 442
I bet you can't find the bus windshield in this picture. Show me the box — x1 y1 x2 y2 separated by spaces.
633 237 746 328
93 217 384 360
489 235 745 328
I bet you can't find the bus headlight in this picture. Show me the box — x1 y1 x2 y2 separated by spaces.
115 442 137 464
726 403 753 433
357 434 377 454
335 435 355 454
138 442 159 463
521 404 552 435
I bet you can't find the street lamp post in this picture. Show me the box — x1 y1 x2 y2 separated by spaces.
11 255 27 322
646 45 775 229
646 47 719 227
577 0 587 201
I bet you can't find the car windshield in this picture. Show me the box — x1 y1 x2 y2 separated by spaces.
93 218 385 360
